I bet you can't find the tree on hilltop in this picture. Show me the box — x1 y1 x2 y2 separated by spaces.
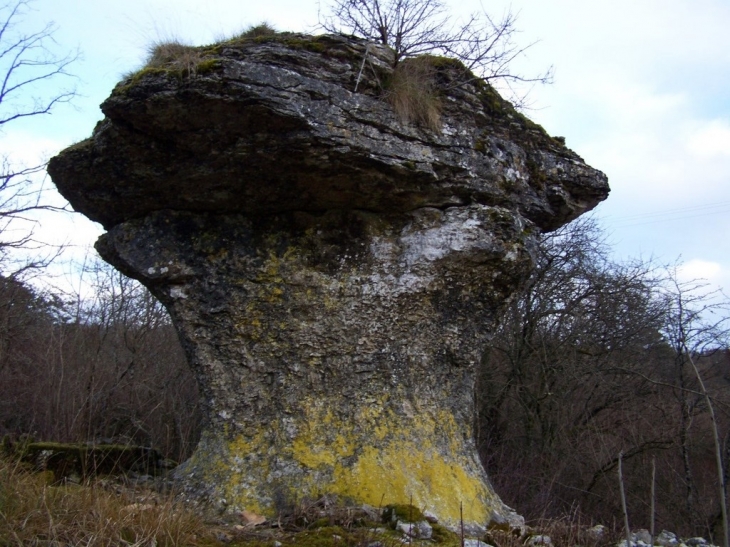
320 0 552 102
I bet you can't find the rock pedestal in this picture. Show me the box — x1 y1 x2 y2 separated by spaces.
48 33 608 529
96 205 531 525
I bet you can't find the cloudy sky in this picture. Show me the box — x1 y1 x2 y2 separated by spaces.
2 0 729 298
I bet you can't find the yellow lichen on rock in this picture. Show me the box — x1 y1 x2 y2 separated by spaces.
334 442 494 524
182 430 270 516
178 395 498 528
286 396 495 526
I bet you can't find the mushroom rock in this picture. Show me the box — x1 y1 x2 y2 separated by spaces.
48 33 608 529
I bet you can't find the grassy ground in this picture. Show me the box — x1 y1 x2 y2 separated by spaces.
0 454 616 546
0 455 205 546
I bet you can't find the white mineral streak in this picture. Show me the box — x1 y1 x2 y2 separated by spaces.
505 167 521 181
169 286 187 299
400 215 491 266
360 272 433 297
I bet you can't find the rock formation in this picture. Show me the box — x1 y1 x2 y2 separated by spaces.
48 33 609 529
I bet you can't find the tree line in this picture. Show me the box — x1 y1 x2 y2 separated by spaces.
0 258 200 461
477 216 730 539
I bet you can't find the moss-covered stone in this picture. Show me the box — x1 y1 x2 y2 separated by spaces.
118 66 170 87
382 504 425 524
14 441 166 481
196 58 222 74
419 54 468 71
431 523 462 546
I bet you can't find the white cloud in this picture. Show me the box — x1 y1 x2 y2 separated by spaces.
677 259 723 284
671 259 730 315
0 132 68 169
686 120 730 159
0 129 99 279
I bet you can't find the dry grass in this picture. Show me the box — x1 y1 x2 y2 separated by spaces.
145 40 206 76
0 452 618 547
485 521 616 547
0 456 205 546
385 57 442 131
0 468 455 547
237 22 278 39
0 467 428 547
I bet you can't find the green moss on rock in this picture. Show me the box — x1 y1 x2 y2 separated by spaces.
196 58 222 74
431 523 462 546
12 441 165 481
382 504 425 525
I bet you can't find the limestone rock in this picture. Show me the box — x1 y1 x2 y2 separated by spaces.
487 506 526 535
396 520 433 539
423 510 439 523
47 32 608 529
616 534 715 547
587 524 607 541
526 535 552 546
656 530 679 546
633 530 652 545
50 34 606 232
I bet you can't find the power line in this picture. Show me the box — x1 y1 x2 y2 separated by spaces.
601 200 730 228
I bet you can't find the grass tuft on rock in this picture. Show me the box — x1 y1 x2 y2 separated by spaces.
237 22 278 39
384 56 442 132
145 39 207 76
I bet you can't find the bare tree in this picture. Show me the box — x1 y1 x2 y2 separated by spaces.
478 217 669 520
60 256 198 457
478 220 730 536
0 254 200 460
660 268 730 541
0 1 76 126
320 0 552 98
0 0 77 275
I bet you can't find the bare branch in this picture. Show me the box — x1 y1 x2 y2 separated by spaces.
0 1 78 129
320 0 551 103
0 1 78 278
